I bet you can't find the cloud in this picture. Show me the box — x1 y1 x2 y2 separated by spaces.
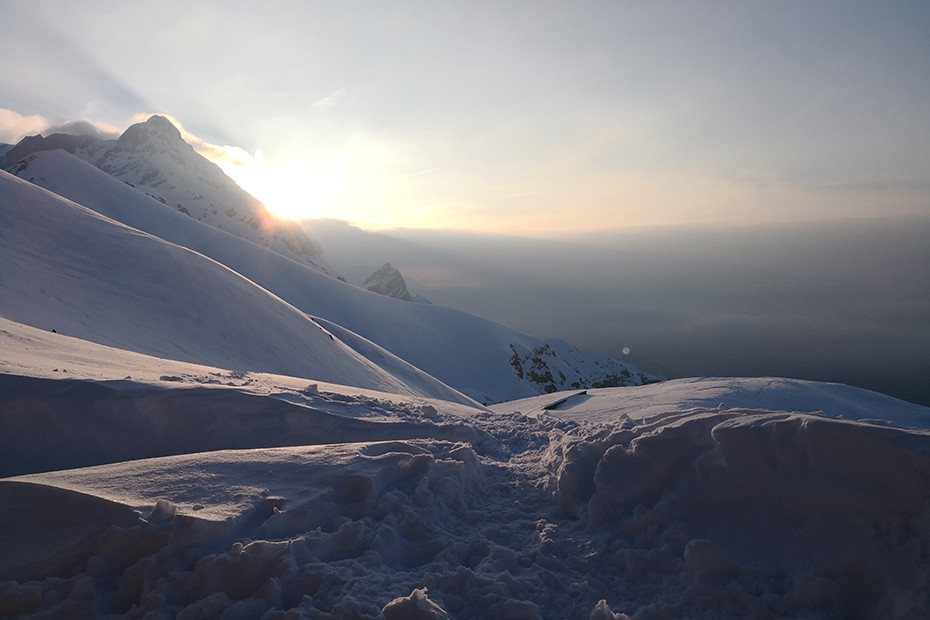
312 86 349 109
45 119 121 140
0 109 49 143
0 110 123 144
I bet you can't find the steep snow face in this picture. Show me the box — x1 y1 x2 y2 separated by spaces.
0 170 474 404
363 262 431 303
4 116 325 269
9 150 657 403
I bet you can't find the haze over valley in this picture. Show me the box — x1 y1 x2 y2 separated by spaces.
302 216 930 407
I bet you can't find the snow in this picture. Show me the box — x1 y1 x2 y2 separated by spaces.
493 376 930 429
8 150 654 404
3 123 930 618
0 318 484 477
10 116 325 269
0 170 474 405
3 313 930 617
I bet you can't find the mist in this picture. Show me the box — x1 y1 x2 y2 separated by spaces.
303 216 930 407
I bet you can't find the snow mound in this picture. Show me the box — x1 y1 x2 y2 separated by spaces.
0 374 482 478
542 405 930 617
495 376 930 429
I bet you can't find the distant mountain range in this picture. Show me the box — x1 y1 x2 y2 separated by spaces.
1 115 656 404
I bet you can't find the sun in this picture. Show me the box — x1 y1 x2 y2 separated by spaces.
208 141 451 231
253 166 348 222
214 152 347 222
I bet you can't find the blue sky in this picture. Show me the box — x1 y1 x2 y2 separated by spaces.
2 1 928 232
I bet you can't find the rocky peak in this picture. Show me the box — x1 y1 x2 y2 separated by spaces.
118 115 185 153
363 263 430 303
97 115 237 194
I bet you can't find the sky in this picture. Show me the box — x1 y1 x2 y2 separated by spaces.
1 0 929 233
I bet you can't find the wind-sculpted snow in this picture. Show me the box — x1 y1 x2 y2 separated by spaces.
539 407 930 618
3 356 930 617
0 374 482 478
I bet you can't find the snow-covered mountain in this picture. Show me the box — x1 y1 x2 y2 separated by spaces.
0 169 472 405
3 141 655 404
3 115 325 270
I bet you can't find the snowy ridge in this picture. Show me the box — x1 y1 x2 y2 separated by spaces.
7 150 655 404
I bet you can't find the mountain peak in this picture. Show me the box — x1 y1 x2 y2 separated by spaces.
118 115 185 152
141 114 182 135
363 263 431 304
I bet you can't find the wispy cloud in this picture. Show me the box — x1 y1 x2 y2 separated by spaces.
312 86 349 109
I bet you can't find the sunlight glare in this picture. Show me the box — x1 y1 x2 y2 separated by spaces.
215 151 347 222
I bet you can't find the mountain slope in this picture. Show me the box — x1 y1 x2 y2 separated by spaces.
10 149 656 403
0 169 474 404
